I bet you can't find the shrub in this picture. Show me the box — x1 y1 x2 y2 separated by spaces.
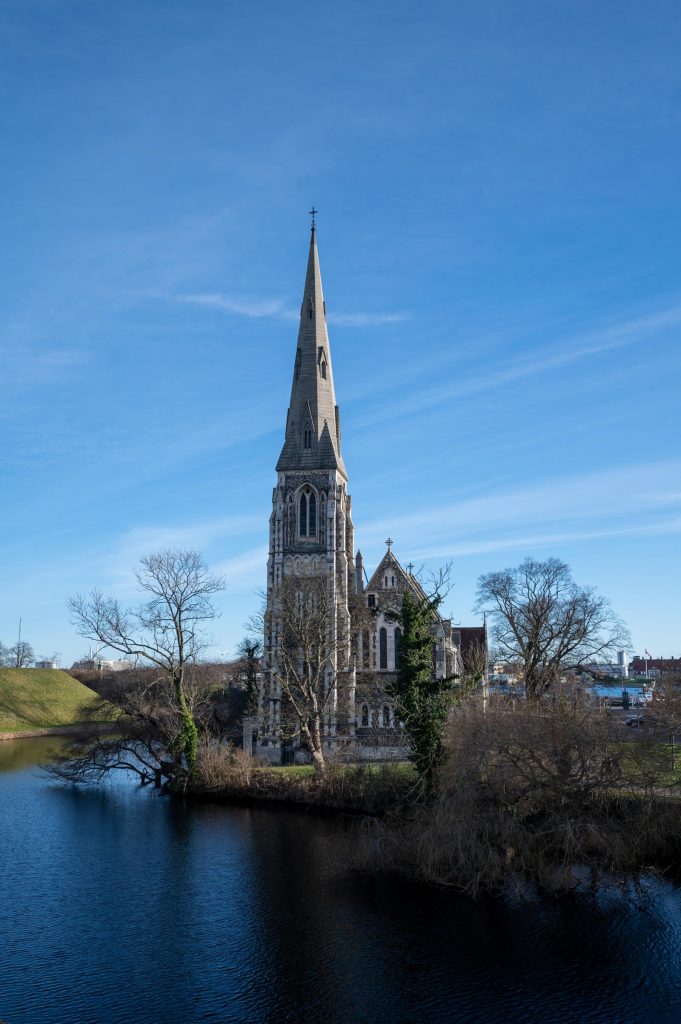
359 691 681 896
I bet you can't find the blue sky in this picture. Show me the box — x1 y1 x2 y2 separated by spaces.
1 0 679 664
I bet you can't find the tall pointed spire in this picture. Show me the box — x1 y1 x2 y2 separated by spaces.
276 223 347 477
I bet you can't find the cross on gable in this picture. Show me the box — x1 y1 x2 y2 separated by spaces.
385 537 394 550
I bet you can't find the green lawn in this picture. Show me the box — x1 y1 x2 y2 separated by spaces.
262 761 415 779
620 742 681 789
0 668 111 733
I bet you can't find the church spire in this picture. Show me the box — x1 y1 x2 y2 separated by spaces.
276 222 347 477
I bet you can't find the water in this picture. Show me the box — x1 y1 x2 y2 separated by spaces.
2 739 681 1024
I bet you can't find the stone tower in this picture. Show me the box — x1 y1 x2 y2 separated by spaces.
256 224 356 763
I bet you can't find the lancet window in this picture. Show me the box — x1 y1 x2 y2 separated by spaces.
394 627 402 670
379 627 388 670
298 487 317 539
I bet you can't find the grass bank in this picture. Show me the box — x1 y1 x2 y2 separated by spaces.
191 748 416 815
0 668 113 737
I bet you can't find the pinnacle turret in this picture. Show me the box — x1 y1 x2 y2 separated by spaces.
276 226 347 477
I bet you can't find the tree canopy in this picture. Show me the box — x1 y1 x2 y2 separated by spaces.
476 557 630 697
65 548 225 783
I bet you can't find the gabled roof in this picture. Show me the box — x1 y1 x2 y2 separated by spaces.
276 226 347 477
365 550 430 605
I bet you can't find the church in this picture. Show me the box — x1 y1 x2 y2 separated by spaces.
253 221 486 764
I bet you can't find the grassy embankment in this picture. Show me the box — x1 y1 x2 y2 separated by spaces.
0 668 113 736
192 750 417 814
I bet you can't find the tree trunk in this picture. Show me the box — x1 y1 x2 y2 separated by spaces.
304 717 326 773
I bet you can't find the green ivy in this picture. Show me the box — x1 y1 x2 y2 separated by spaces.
391 589 459 794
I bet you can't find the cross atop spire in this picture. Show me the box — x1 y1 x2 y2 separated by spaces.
309 206 318 230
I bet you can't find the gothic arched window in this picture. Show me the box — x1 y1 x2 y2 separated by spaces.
361 704 369 728
308 491 316 535
394 627 402 670
299 487 317 540
379 627 388 670
382 705 390 728
321 361 327 379
299 492 308 537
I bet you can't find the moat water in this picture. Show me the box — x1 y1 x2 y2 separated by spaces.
2 738 681 1024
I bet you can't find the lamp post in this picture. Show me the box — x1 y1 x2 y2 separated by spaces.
644 648 652 681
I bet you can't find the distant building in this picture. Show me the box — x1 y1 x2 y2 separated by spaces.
35 659 58 670
584 653 629 679
72 658 134 672
629 656 680 678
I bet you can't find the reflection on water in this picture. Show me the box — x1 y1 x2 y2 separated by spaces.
0 735 61 774
2 739 681 1023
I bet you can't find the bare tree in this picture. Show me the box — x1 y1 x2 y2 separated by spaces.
461 640 488 688
65 549 224 784
267 573 350 773
476 557 630 698
45 666 217 787
650 681 681 772
10 640 34 668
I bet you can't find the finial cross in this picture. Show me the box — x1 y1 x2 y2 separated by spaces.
406 561 414 575
385 537 394 550
309 206 318 228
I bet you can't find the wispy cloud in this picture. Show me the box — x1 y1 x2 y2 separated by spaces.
409 516 681 562
212 545 269 590
328 311 408 326
101 514 264 595
360 459 681 559
355 302 681 424
175 291 407 328
177 292 292 318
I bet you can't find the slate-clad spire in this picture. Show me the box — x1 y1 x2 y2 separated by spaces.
276 226 347 477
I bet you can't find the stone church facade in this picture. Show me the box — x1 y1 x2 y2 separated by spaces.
253 225 483 764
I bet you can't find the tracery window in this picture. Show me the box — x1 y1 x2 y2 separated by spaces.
379 627 388 670
299 487 317 539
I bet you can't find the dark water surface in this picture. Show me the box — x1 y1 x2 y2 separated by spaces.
2 740 681 1024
